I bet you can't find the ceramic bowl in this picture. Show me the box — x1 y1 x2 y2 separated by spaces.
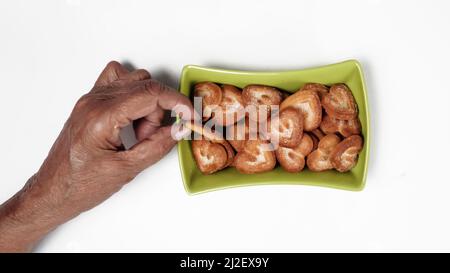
177 60 370 194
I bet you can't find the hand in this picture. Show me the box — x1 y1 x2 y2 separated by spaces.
0 61 193 252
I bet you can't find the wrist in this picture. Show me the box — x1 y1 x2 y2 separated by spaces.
0 174 64 252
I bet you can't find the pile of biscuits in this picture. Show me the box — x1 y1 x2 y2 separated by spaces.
190 82 364 174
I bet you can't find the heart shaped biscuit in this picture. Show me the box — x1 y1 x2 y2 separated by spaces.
233 140 276 174
194 82 222 121
321 84 358 120
330 135 363 172
267 107 303 148
214 84 245 126
275 133 313 173
242 85 282 122
320 114 361 137
280 89 322 131
306 133 341 172
192 139 232 174
301 83 329 99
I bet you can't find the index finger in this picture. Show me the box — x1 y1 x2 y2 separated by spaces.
111 79 196 128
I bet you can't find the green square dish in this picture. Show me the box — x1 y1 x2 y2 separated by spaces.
177 60 370 194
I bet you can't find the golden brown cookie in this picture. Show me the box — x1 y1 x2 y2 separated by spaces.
192 139 233 174
276 133 313 173
194 82 222 121
280 90 322 131
267 107 303 148
330 135 363 172
320 114 361 137
214 84 245 126
321 83 358 120
306 134 341 172
301 83 329 99
184 121 223 143
242 85 282 122
233 140 276 174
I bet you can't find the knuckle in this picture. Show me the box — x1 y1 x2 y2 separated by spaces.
74 94 91 111
121 148 142 163
143 80 164 96
104 157 139 184
113 100 131 121
119 150 146 171
106 60 122 70
135 69 151 79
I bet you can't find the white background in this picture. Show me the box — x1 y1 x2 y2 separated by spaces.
1 0 450 252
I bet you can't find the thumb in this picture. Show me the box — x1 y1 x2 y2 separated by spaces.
119 125 176 172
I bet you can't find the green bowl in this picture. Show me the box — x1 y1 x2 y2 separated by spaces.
177 60 370 194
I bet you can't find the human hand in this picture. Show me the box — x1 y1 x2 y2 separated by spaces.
0 61 193 252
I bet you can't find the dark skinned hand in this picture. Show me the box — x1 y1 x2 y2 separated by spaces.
0 61 193 252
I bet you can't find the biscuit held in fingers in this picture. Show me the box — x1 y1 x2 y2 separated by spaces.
280 90 322 131
242 85 282 121
214 84 245 126
306 134 341 172
194 82 222 120
192 139 233 174
330 135 363 172
184 121 224 143
268 107 303 148
321 84 358 120
276 133 313 173
320 114 361 137
233 140 276 174
301 83 329 99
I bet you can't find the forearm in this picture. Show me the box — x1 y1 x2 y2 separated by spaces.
0 175 63 252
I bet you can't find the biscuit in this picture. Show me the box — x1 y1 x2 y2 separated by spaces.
194 82 222 120
276 133 313 172
233 140 276 174
214 84 245 126
184 121 224 143
280 89 322 131
192 139 234 174
330 135 363 172
267 107 303 148
321 83 358 120
242 85 283 122
301 83 329 99
306 134 341 172
320 114 361 137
